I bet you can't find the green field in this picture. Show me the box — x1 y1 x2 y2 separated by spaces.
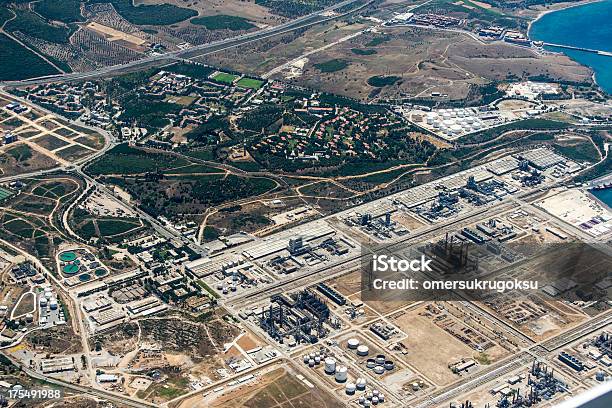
89 0 197 25
5 10 75 43
6 144 34 161
0 34 60 80
367 75 401 87
211 72 239 84
34 0 84 23
351 48 377 55
0 187 13 201
236 77 265 89
190 15 255 31
314 59 349 73
86 143 189 175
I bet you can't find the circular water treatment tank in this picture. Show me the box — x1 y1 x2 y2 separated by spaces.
357 345 369 356
78 273 91 282
62 264 79 275
335 366 348 382
59 251 77 262
373 365 385 375
95 268 107 277
347 338 360 349
324 358 336 374
366 359 376 368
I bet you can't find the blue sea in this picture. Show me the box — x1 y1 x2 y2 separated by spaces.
591 187 612 208
529 0 612 94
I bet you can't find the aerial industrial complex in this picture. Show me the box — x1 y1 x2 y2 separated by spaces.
0 0 611 407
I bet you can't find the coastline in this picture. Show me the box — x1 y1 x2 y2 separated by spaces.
527 0 609 94
587 188 612 212
527 0 605 33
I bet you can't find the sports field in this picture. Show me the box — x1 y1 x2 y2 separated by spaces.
236 77 264 89
0 187 13 201
212 72 239 84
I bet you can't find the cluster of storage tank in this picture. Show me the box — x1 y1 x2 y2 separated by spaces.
216 278 239 294
40 289 58 310
355 388 386 406
425 108 485 136
366 354 394 375
348 338 370 356
348 338 394 375
302 349 351 383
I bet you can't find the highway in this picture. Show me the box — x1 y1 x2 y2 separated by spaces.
0 0 366 88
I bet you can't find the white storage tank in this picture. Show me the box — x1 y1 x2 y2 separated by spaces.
314 356 321 365
308 359 315 367
375 354 385 365
347 338 360 349
372 396 379 405
357 345 369 356
373 365 385 375
303 355 310 364
335 366 348 382
356 377 367 390
324 357 336 374
345 382 356 395
366 358 376 368
40 297 47 307
49 300 58 310
384 360 395 370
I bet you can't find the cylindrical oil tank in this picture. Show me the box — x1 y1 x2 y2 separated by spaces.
335 366 348 382
379 393 385 402
357 345 369 356
384 360 394 370
366 358 376 369
363 401 371 408
358 396 366 404
372 396 379 405
308 359 315 367
375 354 385 365
356 377 367 390
372 389 379 397
347 338 360 349
303 355 309 364
373 365 385 375
324 358 336 374
345 382 356 395
314 356 321 364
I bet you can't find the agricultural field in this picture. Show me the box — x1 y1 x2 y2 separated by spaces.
314 58 349 73
71 213 144 243
34 0 85 23
190 15 256 31
0 34 60 81
0 175 83 270
89 0 197 25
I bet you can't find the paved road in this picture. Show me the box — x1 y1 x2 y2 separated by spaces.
0 0 364 88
